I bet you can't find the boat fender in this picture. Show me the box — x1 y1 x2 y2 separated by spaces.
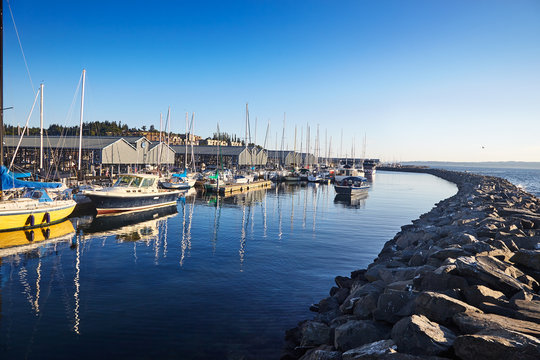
44 212 51 224
27 214 35 227
25 230 35 242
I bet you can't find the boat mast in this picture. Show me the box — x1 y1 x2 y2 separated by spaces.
184 112 188 170
190 112 195 172
78 69 86 172
158 112 162 171
0 0 4 174
39 83 44 171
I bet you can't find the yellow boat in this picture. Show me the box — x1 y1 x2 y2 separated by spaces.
0 197 76 232
0 219 76 257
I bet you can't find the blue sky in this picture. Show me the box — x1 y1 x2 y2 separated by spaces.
4 0 540 161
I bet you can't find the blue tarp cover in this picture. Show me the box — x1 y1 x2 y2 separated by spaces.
0 166 61 191
172 169 188 178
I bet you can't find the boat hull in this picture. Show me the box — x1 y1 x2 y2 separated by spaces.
334 185 369 195
0 200 76 232
85 191 181 215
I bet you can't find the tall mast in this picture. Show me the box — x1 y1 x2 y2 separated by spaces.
78 69 86 171
185 112 188 170
0 0 4 170
166 106 170 168
39 83 44 171
158 112 162 170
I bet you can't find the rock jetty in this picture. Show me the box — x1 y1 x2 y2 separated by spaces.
282 168 540 360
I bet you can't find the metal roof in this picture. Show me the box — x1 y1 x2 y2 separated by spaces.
3 135 135 150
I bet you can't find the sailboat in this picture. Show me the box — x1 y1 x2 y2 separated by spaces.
0 2 76 232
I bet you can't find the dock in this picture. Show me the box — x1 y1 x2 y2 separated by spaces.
210 180 273 195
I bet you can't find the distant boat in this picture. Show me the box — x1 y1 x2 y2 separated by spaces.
83 174 181 215
334 161 364 183
363 159 378 176
334 176 370 196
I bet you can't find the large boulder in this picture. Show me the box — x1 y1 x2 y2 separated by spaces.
453 329 540 360
462 285 507 307
414 291 482 325
373 290 417 324
300 321 332 348
299 346 342 360
342 339 397 360
413 272 468 292
511 250 540 271
334 320 389 352
390 315 456 356
453 311 540 337
454 256 529 295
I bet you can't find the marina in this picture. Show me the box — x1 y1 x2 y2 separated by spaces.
1 1 538 359
0 171 457 359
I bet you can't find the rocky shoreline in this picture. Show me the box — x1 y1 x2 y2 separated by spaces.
282 168 540 360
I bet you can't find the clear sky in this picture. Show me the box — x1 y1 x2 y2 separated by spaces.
3 0 540 162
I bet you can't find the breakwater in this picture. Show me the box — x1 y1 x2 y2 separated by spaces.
282 168 540 360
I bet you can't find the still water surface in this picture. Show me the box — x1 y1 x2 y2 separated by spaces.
0 171 456 359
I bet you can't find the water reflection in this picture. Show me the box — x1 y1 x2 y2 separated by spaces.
334 193 369 208
0 220 76 258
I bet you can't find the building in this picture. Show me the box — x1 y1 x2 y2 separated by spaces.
3 135 175 177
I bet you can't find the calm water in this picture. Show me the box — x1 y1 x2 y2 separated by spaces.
427 165 540 197
0 171 456 359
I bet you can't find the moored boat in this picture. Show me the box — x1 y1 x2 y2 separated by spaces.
83 174 181 215
334 176 370 195
0 167 77 232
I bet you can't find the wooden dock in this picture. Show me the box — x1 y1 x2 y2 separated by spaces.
216 180 273 195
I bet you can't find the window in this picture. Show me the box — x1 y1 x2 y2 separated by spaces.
114 176 133 187
141 178 155 188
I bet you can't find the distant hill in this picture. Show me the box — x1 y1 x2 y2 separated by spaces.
403 161 540 170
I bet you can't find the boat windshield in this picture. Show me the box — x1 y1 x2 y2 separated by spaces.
114 176 135 187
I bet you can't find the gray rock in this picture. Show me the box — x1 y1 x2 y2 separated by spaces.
334 320 389 352
373 290 417 324
413 272 468 292
453 311 540 337
429 247 468 260
300 321 332 348
341 281 385 314
390 315 456 356
353 293 380 319
342 339 397 360
414 291 482 325
299 346 343 360
511 249 540 271
336 276 354 289
453 329 540 360
454 256 529 295
462 285 507 307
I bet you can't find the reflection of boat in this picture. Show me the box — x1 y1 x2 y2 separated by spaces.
0 219 76 257
80 204 178 240
334 193 368 208
83 174 181 215
334 176 369 195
